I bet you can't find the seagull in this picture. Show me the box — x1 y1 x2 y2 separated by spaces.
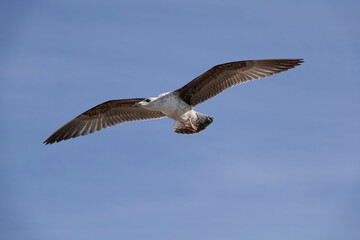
44 59 303 144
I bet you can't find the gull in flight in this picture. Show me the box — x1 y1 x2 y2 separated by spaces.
44 59 303 144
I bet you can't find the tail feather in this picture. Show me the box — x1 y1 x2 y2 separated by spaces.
174 112 213 134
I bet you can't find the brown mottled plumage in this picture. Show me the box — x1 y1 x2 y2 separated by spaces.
176 59 303 106
44 99 165 144
44 59 303 144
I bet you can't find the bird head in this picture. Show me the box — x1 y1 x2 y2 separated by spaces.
133 98 155 109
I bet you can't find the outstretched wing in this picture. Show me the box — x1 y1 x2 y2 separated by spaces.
175 59 303 107
44 98 165 144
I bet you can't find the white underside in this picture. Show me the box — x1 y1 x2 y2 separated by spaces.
143 92 196 123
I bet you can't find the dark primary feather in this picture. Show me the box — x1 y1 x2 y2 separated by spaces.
175 59 303 106
43 98 165 144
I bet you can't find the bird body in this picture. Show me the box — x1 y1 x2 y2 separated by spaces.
44 59 303 144
135 91 213 134
138 92 191 121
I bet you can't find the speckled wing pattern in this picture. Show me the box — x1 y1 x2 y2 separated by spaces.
175 59 303 107
43 98 165 144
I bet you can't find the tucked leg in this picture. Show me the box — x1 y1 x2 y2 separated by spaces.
185 118 197 132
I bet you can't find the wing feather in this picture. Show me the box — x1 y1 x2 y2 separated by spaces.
176 59 303 106
44 98 165 144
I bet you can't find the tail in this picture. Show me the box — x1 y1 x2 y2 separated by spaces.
174 112 213 134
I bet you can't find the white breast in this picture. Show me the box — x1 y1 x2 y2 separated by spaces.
152 92 192 121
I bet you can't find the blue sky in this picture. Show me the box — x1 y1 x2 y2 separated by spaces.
1 0 359 239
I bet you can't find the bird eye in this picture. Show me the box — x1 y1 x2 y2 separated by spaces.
145 99 150 102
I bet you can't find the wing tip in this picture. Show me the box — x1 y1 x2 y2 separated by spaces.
43 139 54 145
43 136 60 145
293 58 304 65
